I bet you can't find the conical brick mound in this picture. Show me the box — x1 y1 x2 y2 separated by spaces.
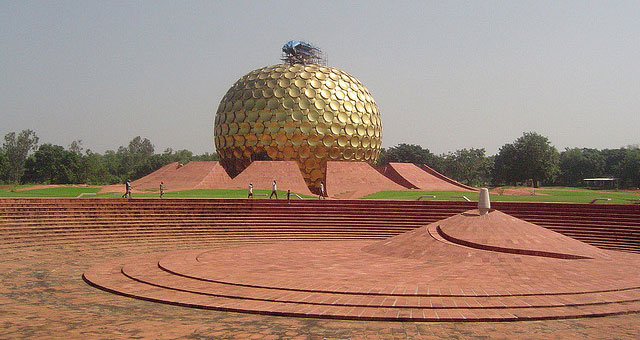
130 161 233 192
363 209 607 260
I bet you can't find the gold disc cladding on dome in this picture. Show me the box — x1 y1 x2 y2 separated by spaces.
214 63 382 191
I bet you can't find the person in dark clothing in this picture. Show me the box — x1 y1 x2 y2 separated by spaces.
122 180 131 198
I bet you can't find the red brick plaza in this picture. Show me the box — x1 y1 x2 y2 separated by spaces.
1 198 640 339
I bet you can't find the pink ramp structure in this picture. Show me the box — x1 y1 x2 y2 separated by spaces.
230 161 313 196
131 161 233 192
326 161 407 199
378 162 475 192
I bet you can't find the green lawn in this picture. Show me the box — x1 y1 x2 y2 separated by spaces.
361 189 640 204
0 186 103 197
0 186 314 199
94 189 315 199
1 185 638 204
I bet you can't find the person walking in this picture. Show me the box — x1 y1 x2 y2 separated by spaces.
248 183 253 198
122 180 131 198
159 182 165 198
319 181 325 199
269 180 278 199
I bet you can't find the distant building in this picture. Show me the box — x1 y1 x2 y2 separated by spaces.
583 177 619 189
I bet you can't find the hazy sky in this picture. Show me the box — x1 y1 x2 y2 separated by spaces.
2 1 639 156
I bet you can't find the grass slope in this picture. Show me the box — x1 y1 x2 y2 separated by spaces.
361 189 640 204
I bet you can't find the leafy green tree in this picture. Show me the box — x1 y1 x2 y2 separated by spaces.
0 150 9 183
558 148 605 186
618 146 640 188
491 143 519 185
116 136 155 181
0 131 216 185
492 132 559 186
107 150 128 183
2 130 39 183
377 143 437 167
22 144 82 184
79 150 112 184
601 148 628 178
69 140 84 155
126 136 154 156
440 148 493 187
192 152 219 161
161 148 194 164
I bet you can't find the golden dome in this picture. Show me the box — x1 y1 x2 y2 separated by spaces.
214 63 382 192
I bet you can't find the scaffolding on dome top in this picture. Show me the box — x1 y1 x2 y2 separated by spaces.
281 40 327 65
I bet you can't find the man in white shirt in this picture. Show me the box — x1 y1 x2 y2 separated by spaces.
269 180 278 199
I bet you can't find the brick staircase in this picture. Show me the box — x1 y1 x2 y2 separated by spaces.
0 198 638 252
491 201 640 253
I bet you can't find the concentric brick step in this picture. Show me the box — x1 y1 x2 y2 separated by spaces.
0 215 432 226
0 235 281 252
0 231 387 250
84 236 640 322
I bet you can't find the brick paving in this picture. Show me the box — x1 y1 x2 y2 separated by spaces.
84 210 640 322
2 200 640 339
1 239 639 339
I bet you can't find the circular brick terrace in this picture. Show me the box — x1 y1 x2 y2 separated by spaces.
2 198 640 339
84 210 640 322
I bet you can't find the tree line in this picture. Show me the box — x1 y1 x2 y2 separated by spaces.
0 130 217 185
378 132 640 188
1 129 638 188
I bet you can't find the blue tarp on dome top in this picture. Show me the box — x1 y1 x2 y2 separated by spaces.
282 40 318 54
281 40 325 65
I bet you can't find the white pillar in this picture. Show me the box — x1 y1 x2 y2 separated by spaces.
478 188 491 215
